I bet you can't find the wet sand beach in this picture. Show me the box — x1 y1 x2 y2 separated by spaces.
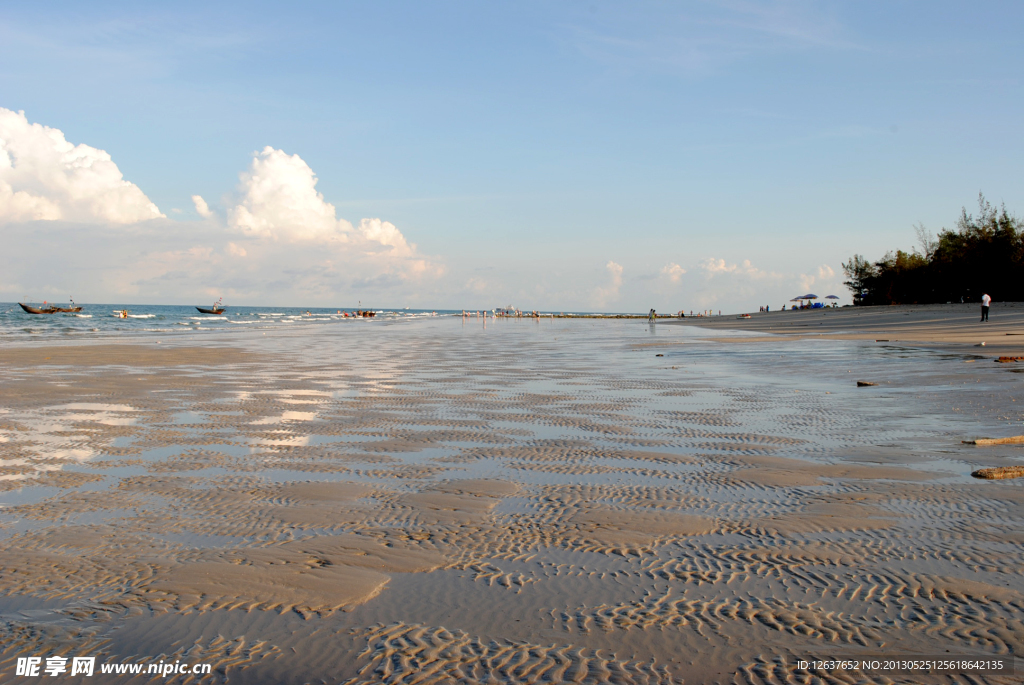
0 312 1021 684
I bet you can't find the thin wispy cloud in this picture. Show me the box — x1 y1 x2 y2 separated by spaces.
562 1 862 75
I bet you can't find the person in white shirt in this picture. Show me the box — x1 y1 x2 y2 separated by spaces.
981 293 992 321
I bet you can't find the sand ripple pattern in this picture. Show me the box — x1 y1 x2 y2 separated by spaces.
1 322 1022 682
344 623 677 685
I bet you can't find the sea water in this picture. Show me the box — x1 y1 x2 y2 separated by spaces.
0 303 657 341
0 303 485 341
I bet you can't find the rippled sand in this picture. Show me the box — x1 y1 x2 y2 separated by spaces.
0 318 1021 684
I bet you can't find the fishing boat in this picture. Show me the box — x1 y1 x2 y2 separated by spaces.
20 297 82 314
19 303 59 315
52 298 82 313
351 301 376 318
196 298 226 315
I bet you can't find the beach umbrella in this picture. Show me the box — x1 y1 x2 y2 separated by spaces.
825 295 839 300
803 294 819 299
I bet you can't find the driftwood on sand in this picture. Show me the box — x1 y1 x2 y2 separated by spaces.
962 435 1024 446
971 466 1024 479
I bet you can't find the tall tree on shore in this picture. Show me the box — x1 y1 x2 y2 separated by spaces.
844 194 1024 305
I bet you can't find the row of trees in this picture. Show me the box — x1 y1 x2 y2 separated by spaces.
843 194 1024 305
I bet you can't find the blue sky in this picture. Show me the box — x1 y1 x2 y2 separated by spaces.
1 1 1022 310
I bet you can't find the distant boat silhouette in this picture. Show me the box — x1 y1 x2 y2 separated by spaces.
196 298 226 315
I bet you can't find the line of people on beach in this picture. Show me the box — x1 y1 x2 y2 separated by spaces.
464 310 542 318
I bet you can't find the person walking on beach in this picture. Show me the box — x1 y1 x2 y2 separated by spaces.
648 308 656 323
981 293 991 321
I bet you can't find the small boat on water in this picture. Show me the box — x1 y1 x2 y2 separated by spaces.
350 301 376 318
196 298 226 315
19 303 59 315
19 298 82 314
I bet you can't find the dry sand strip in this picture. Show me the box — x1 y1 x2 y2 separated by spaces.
666 302 1024 355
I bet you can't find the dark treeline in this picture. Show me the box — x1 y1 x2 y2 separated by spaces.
843 194 1024 305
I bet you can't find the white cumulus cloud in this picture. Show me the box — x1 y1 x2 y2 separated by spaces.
354 217 413 257
661 262 686 283
700 255 778 278
592 260 624 307
798 263 840 292
0 128 443 304
0 108 163 224
229 146 347 241
221 146 441 286
689 257 788 307
227 146 423 262
191 194 212 218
